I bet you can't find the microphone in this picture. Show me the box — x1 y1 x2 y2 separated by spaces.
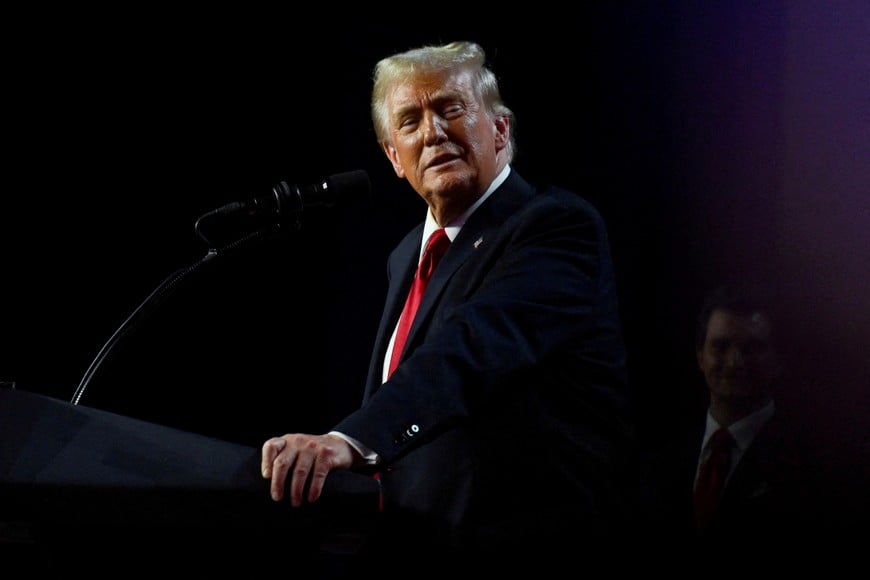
204 169 371 220
195 169 371 244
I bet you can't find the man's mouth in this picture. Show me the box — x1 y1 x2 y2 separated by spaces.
427 153 458 169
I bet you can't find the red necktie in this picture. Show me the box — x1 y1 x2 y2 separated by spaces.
387 228 450 378
693 427 734 529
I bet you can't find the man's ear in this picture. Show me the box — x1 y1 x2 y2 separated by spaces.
382 142 406 178
494 115 510 151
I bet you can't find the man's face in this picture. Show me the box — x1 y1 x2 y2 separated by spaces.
696 308 781 405
381 66 506 217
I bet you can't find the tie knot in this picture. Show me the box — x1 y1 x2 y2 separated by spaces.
709 427 733 452
426 228 450 253
420 228 450 278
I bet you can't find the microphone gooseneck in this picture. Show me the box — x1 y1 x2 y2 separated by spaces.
71 250 219 405
72 169 371 405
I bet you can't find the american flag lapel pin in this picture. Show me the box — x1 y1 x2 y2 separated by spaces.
473 236 484 249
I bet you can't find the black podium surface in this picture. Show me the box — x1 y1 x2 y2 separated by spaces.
0 387 381 572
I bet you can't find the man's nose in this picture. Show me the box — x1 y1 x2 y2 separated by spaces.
422 113 448 145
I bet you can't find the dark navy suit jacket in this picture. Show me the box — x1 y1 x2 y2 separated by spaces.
333 169 635 558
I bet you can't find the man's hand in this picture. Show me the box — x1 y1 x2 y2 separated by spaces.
261 433 354 507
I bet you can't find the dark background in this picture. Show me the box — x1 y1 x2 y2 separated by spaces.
2 3 868 505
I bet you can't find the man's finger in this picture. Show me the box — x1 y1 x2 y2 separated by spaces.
260 437 286 478
307 468 330 503
290 462 312 507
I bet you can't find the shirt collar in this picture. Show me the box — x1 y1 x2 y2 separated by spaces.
702 399 776 454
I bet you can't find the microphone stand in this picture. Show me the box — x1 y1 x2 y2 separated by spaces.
70 215 292 406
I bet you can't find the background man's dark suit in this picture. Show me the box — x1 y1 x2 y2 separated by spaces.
640 408 828 563
332 169 637 558
711 414 818 535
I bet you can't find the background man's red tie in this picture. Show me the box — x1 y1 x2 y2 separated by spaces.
387 228 450 378
693 426 734 529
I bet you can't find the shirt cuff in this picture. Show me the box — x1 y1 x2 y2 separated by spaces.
328 431 380 465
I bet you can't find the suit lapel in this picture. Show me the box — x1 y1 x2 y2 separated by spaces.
384 223 425 332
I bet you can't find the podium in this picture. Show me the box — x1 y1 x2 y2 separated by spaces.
0 387 381 571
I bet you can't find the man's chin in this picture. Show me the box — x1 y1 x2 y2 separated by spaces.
425 169 473 195
715 382 765 402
